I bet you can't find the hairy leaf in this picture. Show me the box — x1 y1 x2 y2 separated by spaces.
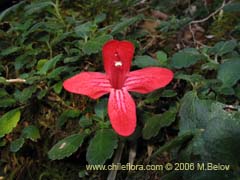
171 48 203 68
87 129 118 164
0 109 21 138
48 134 85 160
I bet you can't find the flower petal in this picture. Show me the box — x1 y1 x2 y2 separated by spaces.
63 72 111 99
102 40 135 88
124 67 174 93
103 40 135 74
108 88 136 136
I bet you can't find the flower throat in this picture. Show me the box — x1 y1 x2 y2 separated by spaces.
110 52 126 89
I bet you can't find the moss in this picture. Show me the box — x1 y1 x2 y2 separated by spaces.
208 13 240 40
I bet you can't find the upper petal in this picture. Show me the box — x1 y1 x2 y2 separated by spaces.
63 72 111 99
102 40 135 77
108 88 136 136
124 67 174 94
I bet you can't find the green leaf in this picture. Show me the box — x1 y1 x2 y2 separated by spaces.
57 109 81 127
14 86 37 103
94 98 108 120
0 109 21 138
14 54 32 70
171 48 202 68
0 139 7 147
179 92 240 166
178 92 213 159
217 86 235 95
179 91 212 134
64 56 81 63
151 132 193 159
26 21 63 35
48 134 85 160
79 116 93 129
94 13 106 23
133 55 160 68
209 40 237 56
201 62 218 70
87 129 118 164
0 46 21 57
235 85 240 99
24 1 54 15
48 66 71 79
36 59 48 70
21 125 40 141
38 54 62 75
142 108 177 140
75 22 94 38
224 2 240 13
111 15 143 35
156 51 168 65
78 170 87 178
217 58 240 87
37 89 48 100
10 138 25 152
0 89 8 97
52 31 75 45
53 81 62 94
144 90 162 104
202 109 240 165
0 98 16 107
82 35 112 55
175 73 205 86
160 89 177 97
0 77 6 83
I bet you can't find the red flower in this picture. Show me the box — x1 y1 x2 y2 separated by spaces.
63 40 173 136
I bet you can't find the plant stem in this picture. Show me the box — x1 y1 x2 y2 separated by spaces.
54 0 65 25
107 141 125 180
46 41 53 59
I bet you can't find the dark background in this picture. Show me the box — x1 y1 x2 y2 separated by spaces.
0 0 21 12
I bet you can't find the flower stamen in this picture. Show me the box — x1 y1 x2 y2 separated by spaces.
114 61 122 67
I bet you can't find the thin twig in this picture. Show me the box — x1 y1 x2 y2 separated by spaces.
48 92 75 109
189 0 233 46
6 78 26 83
151 10 169 20
107 141 125 180
128 142 137 166
190 0 229 24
